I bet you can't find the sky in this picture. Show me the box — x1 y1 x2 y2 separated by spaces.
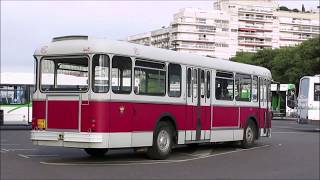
1 1 319 74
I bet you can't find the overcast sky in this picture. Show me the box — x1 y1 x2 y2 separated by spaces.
1 1 319 74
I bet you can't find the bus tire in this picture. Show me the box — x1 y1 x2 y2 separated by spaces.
241 120 257 149
147 122 174 160
84 148 108 157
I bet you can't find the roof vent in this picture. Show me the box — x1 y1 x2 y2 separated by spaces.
52 35 88 42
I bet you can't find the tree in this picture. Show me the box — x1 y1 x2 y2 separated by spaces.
231 37 320 87
279 6 290 11
302 4 305 12
292 8 299 12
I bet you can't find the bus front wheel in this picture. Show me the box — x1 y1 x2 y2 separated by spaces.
147 122 174 160
241 120 257 148
84 148 108 157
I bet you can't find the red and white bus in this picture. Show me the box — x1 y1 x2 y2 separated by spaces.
31 36 272 159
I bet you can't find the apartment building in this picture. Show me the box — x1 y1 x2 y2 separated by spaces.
128 8 237 59
275 10 320 47
127 0 319 59
127 31 151 46
215 0 278 52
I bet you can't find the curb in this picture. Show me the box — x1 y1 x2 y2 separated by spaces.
0 125 32 130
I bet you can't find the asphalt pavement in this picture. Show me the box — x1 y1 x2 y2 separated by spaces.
1 119 319 180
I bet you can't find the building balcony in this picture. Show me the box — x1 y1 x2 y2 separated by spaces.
279 36 312 41
171 37 215 43
238 32 272 39
279 28 320 34
238 7 273 15
178 44 215 50
238 25 273 32
238 40 272 47
151 38 170 43
171 28 216 34
171 20 216 27
238 16 273 23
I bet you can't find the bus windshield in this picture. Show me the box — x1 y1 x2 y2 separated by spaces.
40 56 89 92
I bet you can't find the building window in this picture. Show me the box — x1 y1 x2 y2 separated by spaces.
199 34 207 40
196 18 206 24
112 56 132 94
92 54 110 93
168 63 181 97
215 72 234 100
222 28 229 32
134 60 166 96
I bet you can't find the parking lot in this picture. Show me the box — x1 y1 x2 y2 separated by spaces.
1 120 319 180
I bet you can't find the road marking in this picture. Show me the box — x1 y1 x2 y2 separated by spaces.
0 148 9 153
40 145 270 166
18 154 30 159
177 152 211 157
8 149 36 151
27 154 58 157
18 154 58 159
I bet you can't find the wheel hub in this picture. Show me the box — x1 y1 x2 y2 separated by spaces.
246 127 254 143
157 130 170 151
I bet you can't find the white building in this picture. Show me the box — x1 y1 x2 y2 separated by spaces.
127 0 319 59
275 10 320 47
215 0 278 52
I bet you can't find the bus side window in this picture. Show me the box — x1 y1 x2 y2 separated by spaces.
215 72 234 101
259 78 264 103
134 60 166 96
168 63 181 97
235 74 251 102
252 76 258 102
200 70 205 98
193 69 197 98
187 68 192 98
112 56 132 94
92 54 110 93
206 71 210 99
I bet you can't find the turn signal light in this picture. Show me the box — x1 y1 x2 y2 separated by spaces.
37 119 46 130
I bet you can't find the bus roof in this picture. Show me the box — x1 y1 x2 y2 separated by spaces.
34 36 272 79
1 72 34 85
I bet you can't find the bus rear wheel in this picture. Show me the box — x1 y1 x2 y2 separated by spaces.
241 121 257 148
147 122 174 160
84 148 108 157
